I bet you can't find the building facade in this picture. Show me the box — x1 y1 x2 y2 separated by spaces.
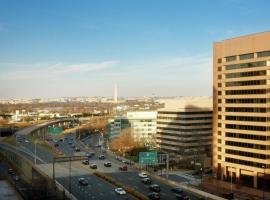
126 111 157 144
213 32 270 189
156 97 212 163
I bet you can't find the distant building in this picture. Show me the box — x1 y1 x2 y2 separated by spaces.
107 116 130 140
156 97 212 163
127 111 157 143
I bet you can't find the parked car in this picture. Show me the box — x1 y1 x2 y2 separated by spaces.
90 164 97 169
115 156 122 161
75 147 80 152
119 166 128 171
82 160 89 165
78 178 88 186
104 162 112 167
98 155 105 160
176 194 190 200
138 172 148 178
171 187 183 194
141 177 152 184
148 192 160 200
149 184 161 192
114 188 126 195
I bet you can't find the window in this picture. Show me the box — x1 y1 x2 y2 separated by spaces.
218 99 222 103
218 75 222 79
218 139 222 144
225 140 269 150
218 83 222 87
239 53 254 60
218 155 222 159
218 58 222 63
218 147 222 152
225 80 266 87
218 66 222 71
225 56 236 62
225 89 267 95
225 124 268 132
218 123 222 127
225 98 267 104
225 132 269 141
225 61 266 70
225 107 267 113
218 107 222 111
218 91 222 95
218 115 222 119
225 157 267 168
257 51 270 58
218 131 222 135
225 70 266 79
225 115 267 122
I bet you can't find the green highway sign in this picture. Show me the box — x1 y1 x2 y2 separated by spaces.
139 151 157 165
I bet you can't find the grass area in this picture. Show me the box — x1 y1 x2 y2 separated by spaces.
1 137 19 147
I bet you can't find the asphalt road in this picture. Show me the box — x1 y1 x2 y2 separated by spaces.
10 135 136 200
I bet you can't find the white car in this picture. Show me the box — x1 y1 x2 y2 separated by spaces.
114 188 126 195
138 172 148 178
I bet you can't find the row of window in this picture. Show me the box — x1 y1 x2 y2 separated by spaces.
157 116 212 120
157 131 211 138
225 115 269 122
225 70 266 79
226 132 269 141
157 121 212 126
223 51 270 63
225 80 266 87
225 124 269 132
225 140 269 150
225 61 266 70
225 107 268 113
158 127 212 132
225 89 269 95
225 98 268 104
158 142 210 149
158 111 212 115
225 149 269 159
225 157 267 168
156 137 210 144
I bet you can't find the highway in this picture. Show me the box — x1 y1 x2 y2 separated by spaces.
10 135 136 200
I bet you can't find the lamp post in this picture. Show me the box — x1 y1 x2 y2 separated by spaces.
262 165 265 200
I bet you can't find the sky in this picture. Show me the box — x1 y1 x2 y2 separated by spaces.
0 0 270 98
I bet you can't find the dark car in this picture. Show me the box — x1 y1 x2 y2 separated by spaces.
119 165 128 171
142 177 152 184
98 155 105 160
8 169 15 175
90 164 97 169
171 187 183 194
68 141 72 145
71 144 76 148
89 152 95 156
75 147 80 152
149 184 161 192
176 194 190 200
78 178 88 186
82 160 89 165
104 162 112 167
148 192 160 200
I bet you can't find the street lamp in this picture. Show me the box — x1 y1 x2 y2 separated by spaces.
262 165 265 200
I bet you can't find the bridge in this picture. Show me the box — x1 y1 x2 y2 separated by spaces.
15 118 80 137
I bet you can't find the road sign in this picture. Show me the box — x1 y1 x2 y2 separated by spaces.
139 151 157 164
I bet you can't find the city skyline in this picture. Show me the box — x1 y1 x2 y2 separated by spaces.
1 0 270 98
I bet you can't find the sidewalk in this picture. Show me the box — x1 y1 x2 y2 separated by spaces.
200 177 270 200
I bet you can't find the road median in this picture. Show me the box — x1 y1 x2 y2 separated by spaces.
93 171 148 200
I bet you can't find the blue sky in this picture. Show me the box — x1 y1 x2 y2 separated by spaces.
1 0 270 98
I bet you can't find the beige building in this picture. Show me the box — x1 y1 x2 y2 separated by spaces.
213 31 270 189
156 97 212 163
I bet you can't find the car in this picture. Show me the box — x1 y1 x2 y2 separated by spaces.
54 143 59 147
148 192 160 200
25 139 29 143
90 164 97 169
171 187 183 194
75 147 80 152
98 155 105 160
89 152 95 156
176 194 190 200
71 144 75 148
82 160 89 165
78 178 88 186
104 162 112 167
115 156 122 161
68 141 72 145
149 184 161 192
114 188 126 195
119 166 128 171
8 169 15 175
13 176 20 182
142 177 152 184
138 172 148 178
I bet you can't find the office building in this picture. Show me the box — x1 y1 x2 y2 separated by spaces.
213 32 270 188
156 97 212 163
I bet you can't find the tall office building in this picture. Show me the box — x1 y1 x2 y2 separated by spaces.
213 32 270 189
156 97 212 163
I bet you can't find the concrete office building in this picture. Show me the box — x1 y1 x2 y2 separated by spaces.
213 32 270 189
156 97 212 163
126 111 157 143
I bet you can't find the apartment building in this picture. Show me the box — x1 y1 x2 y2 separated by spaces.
213 32 270 189
156 97 212 163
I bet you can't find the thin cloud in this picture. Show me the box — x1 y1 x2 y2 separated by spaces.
0 24 10 32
